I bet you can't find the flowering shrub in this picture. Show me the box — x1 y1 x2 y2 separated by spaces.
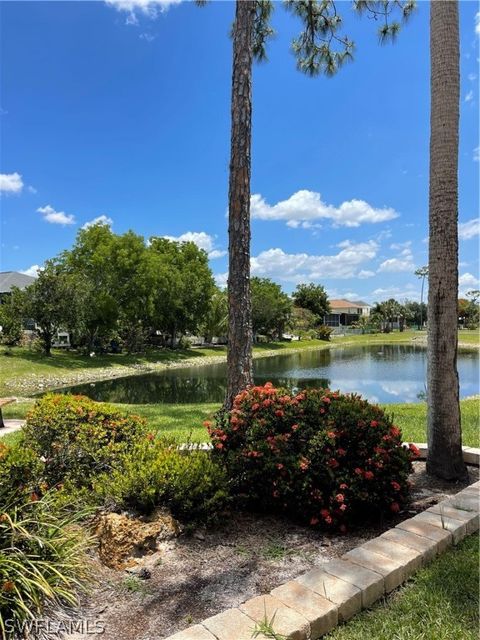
208 384 418 529
23 394 146 488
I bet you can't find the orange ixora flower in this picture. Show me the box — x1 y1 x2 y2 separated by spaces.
299 456 310 471
408 443 421 457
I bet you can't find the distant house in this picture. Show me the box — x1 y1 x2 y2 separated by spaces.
0 271 37 332
324 299 371 328
0 271 36 303
0 270 71 346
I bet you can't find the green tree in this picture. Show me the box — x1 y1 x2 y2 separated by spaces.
293 283 330 322
372 298 403 332
289 306 318 336
352 315 375 335
251 277 292 339
109 231 153 352
149 238 215 343
20 261 80 356
458 298 479 330
0 294 23 345
426 0 467 481
202 289 228 343
63 223 119 352
404 300 427 328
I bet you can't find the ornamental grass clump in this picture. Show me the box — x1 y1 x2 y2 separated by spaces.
0 493 92 640
209 384 419 530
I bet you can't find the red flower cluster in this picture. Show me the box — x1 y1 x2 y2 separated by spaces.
209 384 415 529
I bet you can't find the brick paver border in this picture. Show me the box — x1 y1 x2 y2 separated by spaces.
166 445 480 640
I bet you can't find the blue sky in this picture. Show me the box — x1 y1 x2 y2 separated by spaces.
1 0 479 303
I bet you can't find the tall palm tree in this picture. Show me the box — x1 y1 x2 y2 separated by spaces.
414 265 428 329
426 0 467 481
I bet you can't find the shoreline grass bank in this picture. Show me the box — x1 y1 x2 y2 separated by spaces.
1 330 478 397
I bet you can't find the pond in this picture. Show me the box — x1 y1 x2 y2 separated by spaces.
56 344 479 405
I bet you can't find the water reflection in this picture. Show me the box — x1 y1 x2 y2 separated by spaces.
55 344 479 405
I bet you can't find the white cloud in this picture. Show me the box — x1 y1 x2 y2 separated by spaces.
20 265 40 278
105 0 181 20
163 231 226 259
27 185 37 194
250 190 399 228
139 32 156 41
474 146 479 162
214 272 228 289
357 270 375 279
458 218 479 240
476 11 480 35
0 172 23 194
459 272 479 288
37 204 76 226
378 257 414 273
371 284 419 303
465 90 474 103
81 215 113 230
208 249 228 259
378 243 415 273
250 240 379 282
390 241 411 250
468 73 477 82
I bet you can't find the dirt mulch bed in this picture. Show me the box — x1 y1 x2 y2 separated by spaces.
68 463 478 640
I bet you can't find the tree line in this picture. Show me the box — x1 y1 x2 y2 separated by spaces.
4 226 476 355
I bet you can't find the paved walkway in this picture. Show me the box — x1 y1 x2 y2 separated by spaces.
0 419 25 437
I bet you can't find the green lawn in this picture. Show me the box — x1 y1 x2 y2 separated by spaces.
325 534 479 640
386 399 479 448
458 329 480 345
4 397 479 447
0 345 225 395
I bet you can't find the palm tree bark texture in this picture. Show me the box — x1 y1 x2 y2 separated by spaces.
427 0 467 481
225 0 256 409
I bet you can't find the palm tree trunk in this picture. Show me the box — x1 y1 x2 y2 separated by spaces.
225 0 255 408
426 0 467 481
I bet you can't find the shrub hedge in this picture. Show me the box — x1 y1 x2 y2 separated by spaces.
209 384 418 530
93 440 229 525
23 394 146 488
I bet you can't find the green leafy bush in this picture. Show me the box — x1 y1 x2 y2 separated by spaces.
93 439 229 526
23 394 146 488
0 493 91 640
209 384 417 530
0 442 44 506
316 325 333 341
